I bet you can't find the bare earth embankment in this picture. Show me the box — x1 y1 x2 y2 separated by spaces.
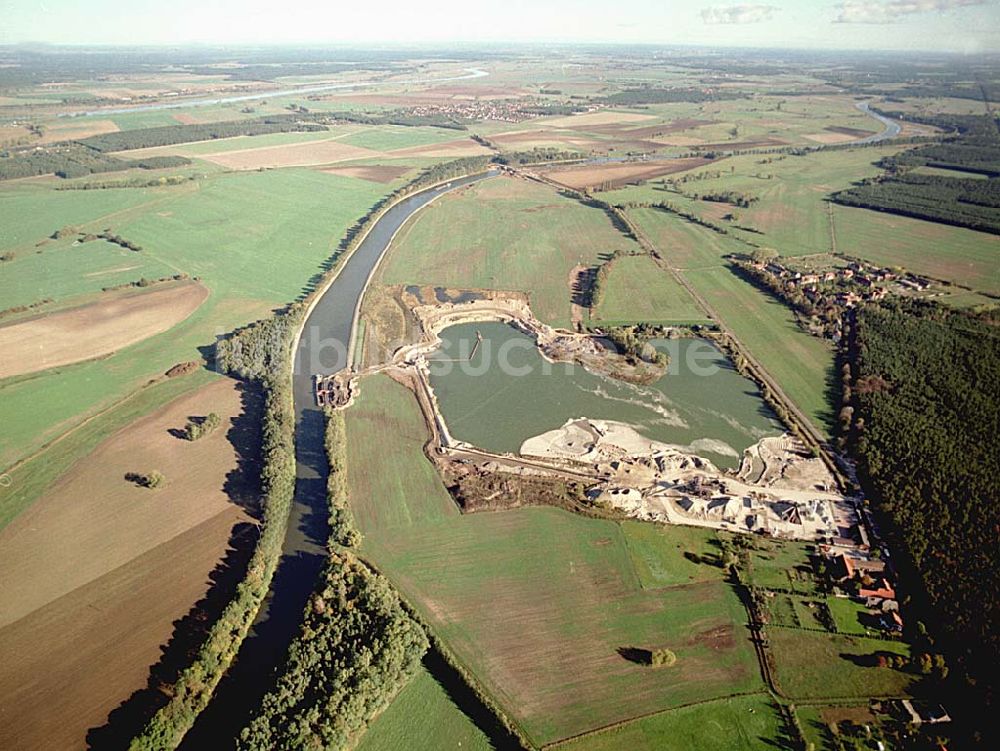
0 378 256 751
0 281 208 379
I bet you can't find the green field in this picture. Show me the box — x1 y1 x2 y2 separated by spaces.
0 168 395 491
747 539 822 596
346 374 765 747
354 667 493 751
683 265 835 434
592 254 710 325
380 176 643 328
828 596 875 636
606 147 896 258
833 205 1000 295
621 521 729 588
0 368 217 529
0 180 171 255
629 207 750 269
768 628 915 700
553 694 784 751
147 127 358 156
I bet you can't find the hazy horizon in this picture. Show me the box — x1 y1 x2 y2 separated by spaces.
3 1 999 54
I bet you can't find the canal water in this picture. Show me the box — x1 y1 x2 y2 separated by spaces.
179 172 494 749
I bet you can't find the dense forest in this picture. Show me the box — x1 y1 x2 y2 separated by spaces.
78 115 329 152
831 110 1000 233
0 142 190 180
832 172 1000 234
872 110 1000 175
600 87 745 106
844 300 1000 741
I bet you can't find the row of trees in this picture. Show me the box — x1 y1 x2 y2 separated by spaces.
237 412 427 749
128 309 303 750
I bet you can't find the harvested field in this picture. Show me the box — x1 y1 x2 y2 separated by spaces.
0 378 255 627
0 281 208 379
0 124 33 145
320 164 413 183
802 132 855 144
388 138 493 158
199 138 382 169
37 119 120 145
0 378 257 749
694 138 788 151
488 128 604 151
652 135 706 146
172 112 199 124
825 125 877 138
585 119 717 139
542 111 657 128
541 158 713 191
0 510 246 751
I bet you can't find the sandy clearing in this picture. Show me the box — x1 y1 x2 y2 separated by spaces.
540 157 715 191
0 378 256 628
802 132 855 144
199 139 383 169
320 164 412 183
0 124 32 145
0 508 246 751
489 128 605 150
0 281 208 380
653 135 707 146
37 119 120 145
542 111 657 128
389 138 494 158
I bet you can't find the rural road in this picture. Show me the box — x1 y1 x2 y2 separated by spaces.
178 170 494 749
62 67 490 118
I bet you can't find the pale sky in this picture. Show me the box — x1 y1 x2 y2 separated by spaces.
3 1 999 53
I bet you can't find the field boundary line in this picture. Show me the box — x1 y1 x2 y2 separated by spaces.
0 370 206 478
541 690 771 749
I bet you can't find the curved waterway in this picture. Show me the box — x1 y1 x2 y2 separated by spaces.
63 68 489 118
179 171 493 748
429 322 782 468
854 100 903 144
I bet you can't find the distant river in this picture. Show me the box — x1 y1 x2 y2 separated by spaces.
62 67 490 118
